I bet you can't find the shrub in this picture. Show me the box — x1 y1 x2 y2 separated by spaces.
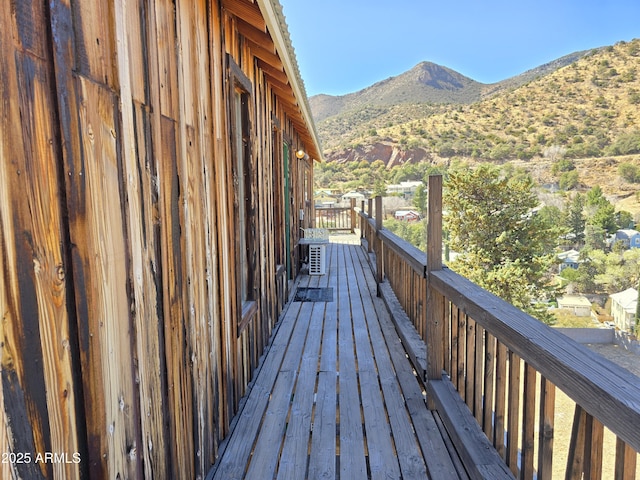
552 158 576 175
608 131 640 155
619 162 640 183
559 170 579 190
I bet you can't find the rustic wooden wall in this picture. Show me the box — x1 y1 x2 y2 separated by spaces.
0 0 315 478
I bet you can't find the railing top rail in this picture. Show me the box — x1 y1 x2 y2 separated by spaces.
430 266 640 453
360 204 640 453
379 229 426 276
315 207 352 213
359 211 426 275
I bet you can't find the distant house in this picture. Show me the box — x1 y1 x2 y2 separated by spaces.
386 181 423 199
341 191 366 203
610 229 640 249
609 288 638 333
557 294 592 317
557 249 581 272
394 210 421 222
314 195 337 207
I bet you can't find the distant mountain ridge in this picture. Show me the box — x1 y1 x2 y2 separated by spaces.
310 39 640 202
310 50 594 123
310 62 482 122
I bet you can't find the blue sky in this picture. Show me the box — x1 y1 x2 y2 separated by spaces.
279 0 640 97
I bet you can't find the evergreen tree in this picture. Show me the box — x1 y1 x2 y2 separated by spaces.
584 186 618 234
585 185 608 208
412 184 428 215
563 194 585 246
591 203 617 234
372 178 387 197
584 224 607 251
444 164 560 323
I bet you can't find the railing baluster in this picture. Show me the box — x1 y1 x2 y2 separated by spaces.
457 312 467 402
420 270 427 343
474 322 484 424
584 414 604 480
483 332 496 442
375 195 383 294
466 317 476 412
567 405 587 480
450 305 460 391
615 437 637 480
538 376 556 480
522 363 537 480
495 341 508 459
507 351 521 476
444 297 451 378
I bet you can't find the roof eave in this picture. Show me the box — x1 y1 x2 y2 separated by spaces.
256 0 323 162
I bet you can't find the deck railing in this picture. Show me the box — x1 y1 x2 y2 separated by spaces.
314 199 356 232
359 175 640 480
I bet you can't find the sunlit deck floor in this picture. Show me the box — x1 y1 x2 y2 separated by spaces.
210 241 466 479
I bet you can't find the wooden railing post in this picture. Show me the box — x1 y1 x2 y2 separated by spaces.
350 198 356 233
426 175 444 408
375 195 383 295
367 198 373 218
360 200 366 239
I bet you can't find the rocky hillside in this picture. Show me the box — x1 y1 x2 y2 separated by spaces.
313 40 640 197
310 62 484 122
311 50 594 138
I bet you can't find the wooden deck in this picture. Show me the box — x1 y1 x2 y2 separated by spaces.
208 242 467 479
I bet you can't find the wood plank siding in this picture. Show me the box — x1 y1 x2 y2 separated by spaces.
0 0 320 477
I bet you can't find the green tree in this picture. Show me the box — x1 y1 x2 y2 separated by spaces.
607 130 640 155
563 194 585 246
592 249 640 293
384 218 426 251
560 251 599 293
616 210 635 230
372 178 387 197
584 224 607 251
585 186 618 234
412 184 428 215
591 203 617 234
585 185 607 208
444 164 559 323
538 206 563 232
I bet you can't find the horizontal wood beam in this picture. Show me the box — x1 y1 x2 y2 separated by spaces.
258 59 288 86
246 38 283 72
268 80 297 107
222 0 266 32
236 18 275 54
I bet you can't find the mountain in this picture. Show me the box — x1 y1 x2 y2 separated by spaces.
311 39 640 204
310 62 484 122
480 49 596 97
310 52 592 123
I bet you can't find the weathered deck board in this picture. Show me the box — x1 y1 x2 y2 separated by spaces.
336 247 368 479
209 242 467 479
350 246 428 479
